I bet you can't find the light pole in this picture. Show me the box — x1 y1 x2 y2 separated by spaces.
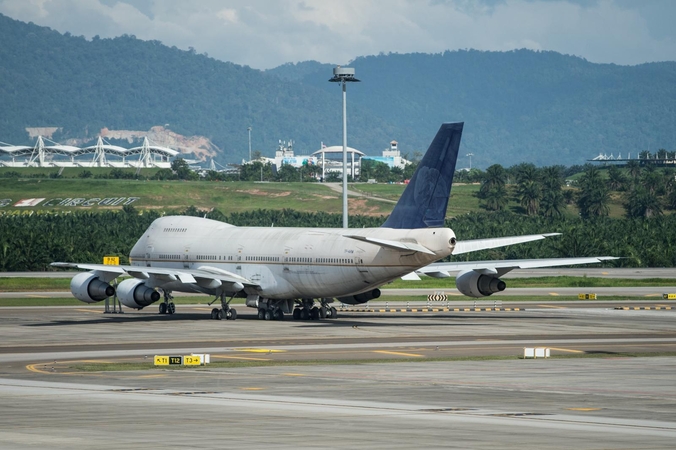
466 153 474 170
247 126 252 162
329 66 360 228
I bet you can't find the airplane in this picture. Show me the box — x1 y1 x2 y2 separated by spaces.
52 122 616 320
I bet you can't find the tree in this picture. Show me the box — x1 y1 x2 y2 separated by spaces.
576 165 610 219
171 158 197 180
481 184 509 211
626 160 642 182
625 186 663 218
516 179 541 216
607 165 626 191
480 164 507 196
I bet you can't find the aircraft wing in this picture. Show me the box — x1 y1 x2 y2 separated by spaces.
50 262 255 286
415 256 619 278
452 233 561 255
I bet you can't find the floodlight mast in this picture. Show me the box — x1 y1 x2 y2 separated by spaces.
329 66 360 229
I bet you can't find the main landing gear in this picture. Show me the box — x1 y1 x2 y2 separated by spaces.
159 290 176 315
210 292 237 321
292 299 337 321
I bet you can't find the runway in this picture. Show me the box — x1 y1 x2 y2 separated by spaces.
1 302 676 448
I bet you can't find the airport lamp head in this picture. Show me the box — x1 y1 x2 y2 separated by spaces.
329 66 360 83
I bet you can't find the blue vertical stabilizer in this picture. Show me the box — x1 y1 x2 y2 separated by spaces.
381 122 463 229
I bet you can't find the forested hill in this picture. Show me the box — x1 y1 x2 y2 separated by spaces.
0 14 395 162
2 13 676 167
270 52 676 167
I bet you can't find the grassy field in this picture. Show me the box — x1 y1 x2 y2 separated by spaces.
0 175 635 218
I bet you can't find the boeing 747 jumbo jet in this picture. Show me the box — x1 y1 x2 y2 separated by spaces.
53 123 616 321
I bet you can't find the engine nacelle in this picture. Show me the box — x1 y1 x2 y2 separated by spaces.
71 272 116 304
337 288 381 305
455 270 506 298
117 279 161 309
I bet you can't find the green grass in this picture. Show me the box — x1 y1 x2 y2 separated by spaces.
66 351 676 372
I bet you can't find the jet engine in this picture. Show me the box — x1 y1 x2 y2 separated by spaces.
71 272 116 303
455 270 506 298
116 279 160 309
337 288 381 305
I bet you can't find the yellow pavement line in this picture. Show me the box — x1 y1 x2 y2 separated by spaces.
537 304 567 309
27 295 50 298
548 347 584 353
373 350 423 357
241 387 265 391
566 407 602 411
138 374 167 378
283 373 306 377
549 293 560 296
236 348 286 353
212 355 272 361
75 309 103 313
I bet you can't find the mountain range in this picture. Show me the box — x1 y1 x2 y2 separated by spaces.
1 13 675 168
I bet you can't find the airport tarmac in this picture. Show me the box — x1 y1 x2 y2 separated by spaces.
1 303 676 448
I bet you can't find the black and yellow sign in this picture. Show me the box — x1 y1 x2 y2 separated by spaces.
663 293 676 300
154 355 203 366
578 293 597 300
154 355 183 365
103 256 120 265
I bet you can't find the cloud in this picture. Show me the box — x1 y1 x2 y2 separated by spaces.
1 0 674 68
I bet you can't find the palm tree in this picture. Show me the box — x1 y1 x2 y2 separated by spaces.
541 166 563 191
540 190 565 217
625 186 663 218
607 165 627 191
626 160 642 183
481 184 509 211
517 180 542 215
480 164 507 196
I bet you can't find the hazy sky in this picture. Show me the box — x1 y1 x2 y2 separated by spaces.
1 0 675 69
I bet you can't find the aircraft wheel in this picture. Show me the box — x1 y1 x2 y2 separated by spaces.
300 308 309 320
319 306 327 319
216 309 225 320
310 307 320 320
167 303 176 315
258 308 265 320
274 309 284 321
293 308 301 320
330 307 337 319
210 308 219 319
227 308 237 320
264 309 273 321
159 303 167 314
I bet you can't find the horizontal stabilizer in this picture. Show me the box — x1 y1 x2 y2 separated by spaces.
453 233 561 255
345 235 436 255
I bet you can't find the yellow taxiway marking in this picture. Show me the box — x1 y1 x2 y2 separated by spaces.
549 347 584 353
548 293 560 296
373 350 423 358
236 348 286 353
27 295 50 298
75 309 102 313
194 307 214 311
241 387 265 391
283 373 306 377
139 374 167 378
212 355 272 361
566 407 602 411
537 304 566 309
645 294 662 297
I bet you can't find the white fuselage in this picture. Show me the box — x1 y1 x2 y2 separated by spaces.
129 216 456 299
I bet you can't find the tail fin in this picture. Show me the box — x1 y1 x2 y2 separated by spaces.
382 122 463 229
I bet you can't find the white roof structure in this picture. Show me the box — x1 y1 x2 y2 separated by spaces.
0 136 179 168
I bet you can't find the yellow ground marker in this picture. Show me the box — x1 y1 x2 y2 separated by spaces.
236 348 286 353
566 408 602 411
549 347 584 353
549 293 560 296
139 374 167 378
241 387 265 391
373 350 423 357
27 295 50 298
212 355 271 361
283 373 306 377
538 304 566 309
75 309 102 313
